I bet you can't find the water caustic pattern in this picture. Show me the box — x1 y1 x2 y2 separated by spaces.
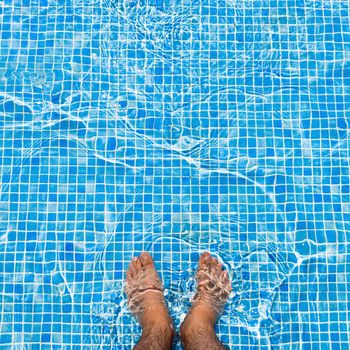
0 0 349 348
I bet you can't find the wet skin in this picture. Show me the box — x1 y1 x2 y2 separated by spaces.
125 252 231 350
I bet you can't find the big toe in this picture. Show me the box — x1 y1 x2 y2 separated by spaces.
129 256 142 274
199 252 211 269
210 256 219 273
134 257 143 272
215 263 224 278
140 252 155 271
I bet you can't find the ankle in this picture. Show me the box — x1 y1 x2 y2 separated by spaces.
181 318 214 334
180 322 222 350
180 312 214 339
139 308 173 329
143 322 174 336
139 322 174 349
180 317 227 350
185 304 217 326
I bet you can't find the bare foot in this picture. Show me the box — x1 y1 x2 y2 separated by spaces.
180 252 231 350
125 252 174 350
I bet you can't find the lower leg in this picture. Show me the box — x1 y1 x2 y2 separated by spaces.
180 305 226 350
125 253 174 350
134 325 173 350
180 252 231 350
133 308 174 350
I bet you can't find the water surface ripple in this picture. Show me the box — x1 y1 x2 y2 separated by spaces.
0 0 349 348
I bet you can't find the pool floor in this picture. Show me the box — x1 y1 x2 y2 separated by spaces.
0 0 350 348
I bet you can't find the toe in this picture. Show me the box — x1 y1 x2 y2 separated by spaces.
140 252 155 270
196 252 212 284
221 270 231 290
209 256 222 276
126 269 133 280
130 257 141 272
198 252 211 270
128 260 136 276
216 263 223 278
134 257 142 272
210 256 218 271
125 269 134 296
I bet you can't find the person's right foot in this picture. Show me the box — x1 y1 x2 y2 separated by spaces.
125 252 174 350
180 252 231 349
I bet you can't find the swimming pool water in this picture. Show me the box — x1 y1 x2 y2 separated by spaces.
0 0 349 348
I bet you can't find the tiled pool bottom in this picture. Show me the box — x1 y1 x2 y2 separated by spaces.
0 0 350 348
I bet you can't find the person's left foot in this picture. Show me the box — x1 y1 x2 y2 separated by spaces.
125 252 174 344
180 252 231 350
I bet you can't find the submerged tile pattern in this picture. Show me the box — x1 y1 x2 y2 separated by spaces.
0 0 349 348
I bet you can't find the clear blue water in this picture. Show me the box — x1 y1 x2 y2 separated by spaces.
0 0 349 348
